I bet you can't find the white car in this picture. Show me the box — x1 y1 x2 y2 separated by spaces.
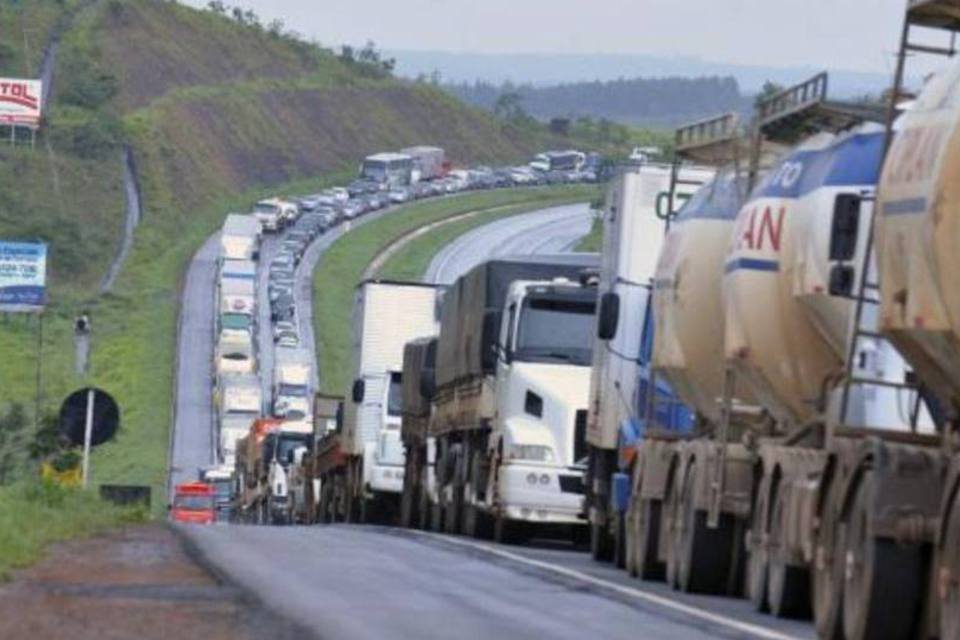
328 187 350 203
388 189 409 203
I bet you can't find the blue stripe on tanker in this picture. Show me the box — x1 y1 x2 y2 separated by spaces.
724 257 781 274
752 131 885 200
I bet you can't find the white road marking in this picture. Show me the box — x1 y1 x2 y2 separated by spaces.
408 530 805 640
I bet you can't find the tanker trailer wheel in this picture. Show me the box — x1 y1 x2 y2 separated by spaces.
635 499 666 580
842 474 925 640
813 474 845 640
399 453 418 529
746 475 771 611
664 463 684 589
318 481 331 524
625 494 641 577
767 482 810 618
676 461 736 594
939 489 960 640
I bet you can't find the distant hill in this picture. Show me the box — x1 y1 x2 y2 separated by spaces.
444 76 749 127
391 50 897 99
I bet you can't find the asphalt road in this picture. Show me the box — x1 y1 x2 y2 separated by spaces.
425 202 593 284
173 196 814 640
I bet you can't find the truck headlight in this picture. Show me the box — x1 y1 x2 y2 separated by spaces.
508 444 555 463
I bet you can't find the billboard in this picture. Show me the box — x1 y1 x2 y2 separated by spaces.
0 241 47 312
0 79 43 129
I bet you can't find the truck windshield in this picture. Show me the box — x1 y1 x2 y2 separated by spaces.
174 494 214 510
210 480 231 501
272 434 311 464
278 383 308 397
515 295 596 366
222 313 250 330
387 372 403 417
254 203 278 215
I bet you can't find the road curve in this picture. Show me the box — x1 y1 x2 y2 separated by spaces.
173 200 816 640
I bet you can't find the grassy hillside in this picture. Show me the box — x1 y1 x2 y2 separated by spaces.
0 0 575 501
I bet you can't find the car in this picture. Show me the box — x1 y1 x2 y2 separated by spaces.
270 253 295 272
271 295 296 322
388 188 410 204
269 282 293 303
297 195 322 212
328 187 350 202
273 321 298 342
269 266 295 281
341 202 362 219
282 240 307 263
276 332 300 349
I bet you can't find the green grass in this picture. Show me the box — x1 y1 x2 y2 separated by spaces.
575 211 604 252
313 185 599 395
0 482 147 579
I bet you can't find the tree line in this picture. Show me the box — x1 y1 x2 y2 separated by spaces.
443 76 749 127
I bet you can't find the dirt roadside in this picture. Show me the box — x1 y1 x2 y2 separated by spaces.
0 524 307 640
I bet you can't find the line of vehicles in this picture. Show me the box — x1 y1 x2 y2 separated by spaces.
172 143 605 524
240 5 960 639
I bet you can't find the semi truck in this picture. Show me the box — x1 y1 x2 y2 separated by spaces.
220 213 261 262
401 256 600 541
171 482 216 525
253 198 297 232
216 373 262 467
234 417 311 524
289 394 343 524
398 337 438 529
273 348 313 418
337 280 441 523
583 158 713 562
400 146 446 182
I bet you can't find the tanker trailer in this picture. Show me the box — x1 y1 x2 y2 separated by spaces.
874 13 960 637
723 75 935 637
649 162 763 595
584 159 712 562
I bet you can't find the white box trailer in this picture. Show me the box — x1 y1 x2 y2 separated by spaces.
217 373 262 467
219 277 256 317
401 146 445 182
341 280 441 514
221 214 261 261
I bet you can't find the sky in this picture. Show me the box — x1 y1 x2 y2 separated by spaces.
183 0 919 75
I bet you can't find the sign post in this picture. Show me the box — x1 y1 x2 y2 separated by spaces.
81 389 95 488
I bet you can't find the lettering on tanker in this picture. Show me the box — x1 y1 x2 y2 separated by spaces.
733 205 786 253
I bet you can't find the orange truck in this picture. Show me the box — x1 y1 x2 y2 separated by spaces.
171 482 216 525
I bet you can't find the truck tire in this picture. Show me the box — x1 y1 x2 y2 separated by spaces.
634 499 665 580
746 475 771 612
494 513 527 545
813 477 845 640
676 461 737 594
842 474 925 640
612 511 627 569
590 521 614 562
664 462 683 589
940 489 960 640
767 482 810 618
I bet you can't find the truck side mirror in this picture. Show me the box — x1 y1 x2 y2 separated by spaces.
352 379 365 403
829 264 855 297
419 368 436 399
829 194 860 262
597 292 620 340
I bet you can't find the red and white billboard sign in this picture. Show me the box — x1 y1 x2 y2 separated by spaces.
0 79 42 128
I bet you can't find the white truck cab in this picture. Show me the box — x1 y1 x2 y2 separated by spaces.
490 278 596 525
253 198 298 232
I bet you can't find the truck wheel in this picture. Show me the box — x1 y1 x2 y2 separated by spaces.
625 497 640 577
612 511 627 569
494 513 526 545
429 499 444 532
813 477 845 640
842 474 924 640
590 521 613 562
443 480 464 535
767 482 810 618
664 464 683 589
746 476 771 612
940 490 960 640
636 499 665 580
677 462 736 594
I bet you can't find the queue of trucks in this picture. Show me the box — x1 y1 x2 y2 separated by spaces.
269 5 960 638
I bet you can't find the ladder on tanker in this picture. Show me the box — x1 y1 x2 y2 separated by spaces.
835 1 960 436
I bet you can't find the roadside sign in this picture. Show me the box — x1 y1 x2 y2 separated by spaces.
0 241 47 312
0 78 43 129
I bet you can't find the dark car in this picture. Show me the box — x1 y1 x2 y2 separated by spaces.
271 294 296 322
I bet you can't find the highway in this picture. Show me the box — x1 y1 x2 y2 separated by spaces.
172 197 814 640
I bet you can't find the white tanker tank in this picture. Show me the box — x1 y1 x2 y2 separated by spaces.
723 125 887 426
654 169 754 422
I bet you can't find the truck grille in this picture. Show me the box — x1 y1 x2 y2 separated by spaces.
573 410 588 463
559 474 584 494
